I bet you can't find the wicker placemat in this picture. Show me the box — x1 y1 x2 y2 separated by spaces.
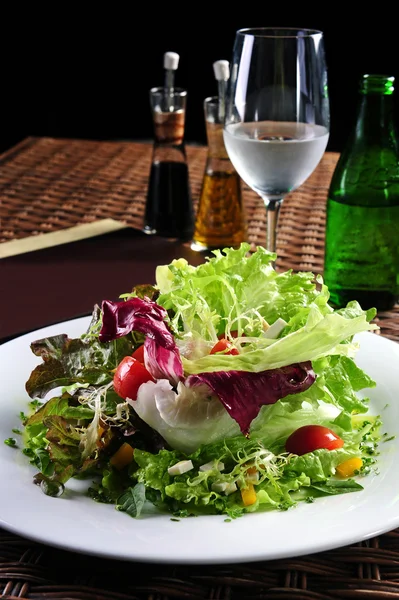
1 137 399 599
0 136 333 273
1 529 399 599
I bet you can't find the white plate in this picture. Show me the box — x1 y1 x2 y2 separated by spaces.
1 316 399 565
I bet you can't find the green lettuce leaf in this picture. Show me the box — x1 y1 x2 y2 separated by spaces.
25 393 94 425
116 483 146 518
24 409 103 487
134 448 181 500
131 426 368 518
310 479 363 495
44 415 82 461
182 307 376 374
154 244 377 375
156 244 333 341
311 355 375 429
285 447 359 482
26 334 134 398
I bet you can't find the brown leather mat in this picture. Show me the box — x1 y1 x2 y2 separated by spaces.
1 137 399 599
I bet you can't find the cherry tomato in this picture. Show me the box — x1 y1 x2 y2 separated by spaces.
131 344 145 363
210 338 239 355
113 356 154 400
218 330 238 339
285 425 344 456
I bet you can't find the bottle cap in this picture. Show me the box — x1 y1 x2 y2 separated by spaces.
361 74 395 95
164 52 180 70
213 60 230 81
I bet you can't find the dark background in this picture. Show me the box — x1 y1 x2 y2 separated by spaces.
1 10 398 155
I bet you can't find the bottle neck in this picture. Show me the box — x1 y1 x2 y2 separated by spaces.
204 121 240 178
206 122 229 159
151 110 188 164
152 108 186 145
354 94 397 143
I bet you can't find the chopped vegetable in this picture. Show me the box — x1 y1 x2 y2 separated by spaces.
285 425 344 456
210 338 239 355
132 345 145 363
212 482 228 493
241 483 257 506
110 443 135 470
225 482 238 496
245 466 259 483
167 460 194 476
4 438 17 447
113 357 154 400
263 318 288 339
336 457 363 478
199 460 225 472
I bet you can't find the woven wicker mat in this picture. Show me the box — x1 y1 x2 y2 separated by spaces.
0 135 331 275
1 137 399 600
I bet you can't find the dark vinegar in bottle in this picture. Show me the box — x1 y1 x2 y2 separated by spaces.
145 161 194 241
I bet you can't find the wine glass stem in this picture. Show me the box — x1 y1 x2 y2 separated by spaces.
265 199 283 253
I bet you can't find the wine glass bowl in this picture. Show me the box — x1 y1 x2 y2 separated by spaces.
223 27 330 253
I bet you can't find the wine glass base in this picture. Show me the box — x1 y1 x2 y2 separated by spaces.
190 240 244 253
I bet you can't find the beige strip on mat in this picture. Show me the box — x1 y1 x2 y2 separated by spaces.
0 219 128 259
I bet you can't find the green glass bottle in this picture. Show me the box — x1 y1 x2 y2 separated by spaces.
324 74 399 311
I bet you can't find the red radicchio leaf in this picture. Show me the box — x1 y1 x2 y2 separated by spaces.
99 297 184 383
144 338 183 385
186 362 316 436
99 298 175 348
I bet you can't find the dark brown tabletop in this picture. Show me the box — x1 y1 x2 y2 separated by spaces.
1 137 399 600
0 227 208 342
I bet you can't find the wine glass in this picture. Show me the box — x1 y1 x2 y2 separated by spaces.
223 27 330 254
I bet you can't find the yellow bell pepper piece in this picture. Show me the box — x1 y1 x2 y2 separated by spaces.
96 424 106 448
241 483 257 506
336 457 363 478
110 442 134 470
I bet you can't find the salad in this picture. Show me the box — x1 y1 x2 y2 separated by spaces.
19 244 382 519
